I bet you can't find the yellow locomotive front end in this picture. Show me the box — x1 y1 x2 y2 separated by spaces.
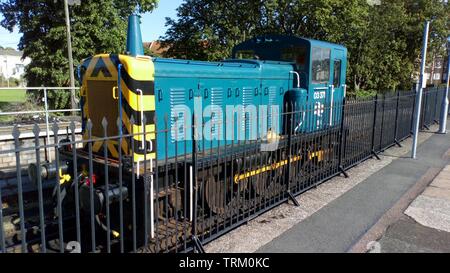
79 54 156 163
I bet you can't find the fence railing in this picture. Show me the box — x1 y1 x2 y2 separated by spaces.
0 87 447 253
0 87 82 165
0 86 81 133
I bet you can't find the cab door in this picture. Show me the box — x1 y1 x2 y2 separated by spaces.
309 47 332 131
329 49 346 127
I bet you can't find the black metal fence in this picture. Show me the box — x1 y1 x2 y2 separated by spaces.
0 87 447 253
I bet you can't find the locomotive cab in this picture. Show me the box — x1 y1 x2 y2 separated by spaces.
233 35 347 131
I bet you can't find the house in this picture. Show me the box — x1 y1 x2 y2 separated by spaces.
0 48 31 86
143 40 211 59
143 41 169 57
424 56 447 86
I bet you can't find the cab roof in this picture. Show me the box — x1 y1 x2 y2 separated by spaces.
232 35 347 58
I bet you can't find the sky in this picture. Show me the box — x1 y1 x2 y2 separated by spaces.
0 18 21 49
0 0 183 49
141 0 183 42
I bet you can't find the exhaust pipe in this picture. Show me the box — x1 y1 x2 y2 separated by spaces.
126 14 144 57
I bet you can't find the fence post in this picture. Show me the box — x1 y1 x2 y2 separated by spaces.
43 87 51 162
410 90 416 135
394 90 402 147
286 102 299 206
379 94 386 150
70 121 82 250
52 122 65 253
433 87 439 123
424 91 428 128
0 171 4 253
338 98 349 178
0 161 4 252
13 125 27 253
190 114 205 253
371 94 381 160
33 124 47 253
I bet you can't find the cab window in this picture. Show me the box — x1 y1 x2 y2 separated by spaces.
311 47 331 84
333 60 341 87
235 50 256 60
281 46 307 70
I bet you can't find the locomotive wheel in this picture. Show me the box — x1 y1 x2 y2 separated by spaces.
301 143 324 179
290 154 303 185
250 155 273 197
250 173 269 197
274 150 288 186
204 176 229 215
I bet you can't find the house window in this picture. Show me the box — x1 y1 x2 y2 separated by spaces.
311 47 331 84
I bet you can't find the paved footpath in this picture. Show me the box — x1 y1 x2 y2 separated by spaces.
258 124 450 253
375 164 450 253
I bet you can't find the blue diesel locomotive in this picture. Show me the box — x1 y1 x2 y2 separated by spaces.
43 15 347 251
79 17 346 161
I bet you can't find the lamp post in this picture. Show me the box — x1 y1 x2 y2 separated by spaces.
412 21 430 159
438 37 450 134
64 0 76 112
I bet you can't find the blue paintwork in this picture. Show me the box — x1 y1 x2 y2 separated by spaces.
153 35 347 160
126 15 144 56
153 59 292 159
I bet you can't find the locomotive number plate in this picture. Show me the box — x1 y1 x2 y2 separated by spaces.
314 91 326 100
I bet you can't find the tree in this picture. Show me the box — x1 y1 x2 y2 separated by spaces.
162 0 375 89
357 0 449 92
162 0 256 61
162 0 449 94
0 0 158 109
407 0 450 86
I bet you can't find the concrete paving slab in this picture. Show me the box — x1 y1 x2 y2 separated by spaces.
438 171 450 180
405 195 450 233
406 195 450 217
422 186 450 202
430 177 450 189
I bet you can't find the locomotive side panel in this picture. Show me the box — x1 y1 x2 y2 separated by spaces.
153 59 293 161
